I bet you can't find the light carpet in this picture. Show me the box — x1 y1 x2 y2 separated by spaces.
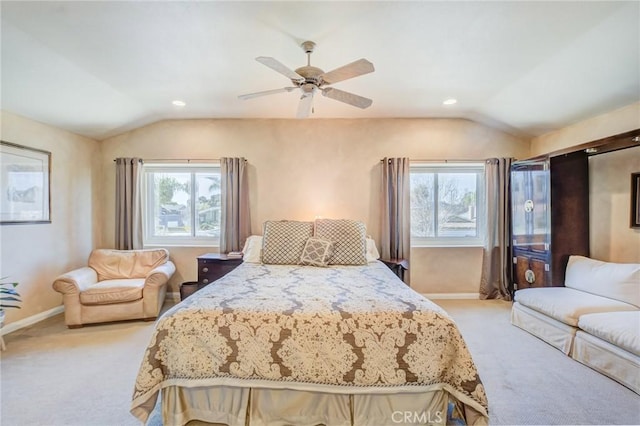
1 299 638 425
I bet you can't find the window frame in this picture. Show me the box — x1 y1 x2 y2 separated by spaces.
410 162 486 247
142 162 221 247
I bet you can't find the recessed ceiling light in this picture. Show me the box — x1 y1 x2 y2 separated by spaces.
172 100 186 107
443 98 457 106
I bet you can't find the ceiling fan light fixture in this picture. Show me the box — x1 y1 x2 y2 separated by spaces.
443 98 457 106
239 41 374 117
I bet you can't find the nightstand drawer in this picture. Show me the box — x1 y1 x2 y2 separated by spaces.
197 254 243 286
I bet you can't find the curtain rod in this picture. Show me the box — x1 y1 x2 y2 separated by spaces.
113 158 247 163
380 159 484 163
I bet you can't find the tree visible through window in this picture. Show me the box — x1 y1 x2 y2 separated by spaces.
410 164 484 245
143 164 221 245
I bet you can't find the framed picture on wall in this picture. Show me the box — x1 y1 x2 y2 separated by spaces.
632 172 640 229
0 141 51 224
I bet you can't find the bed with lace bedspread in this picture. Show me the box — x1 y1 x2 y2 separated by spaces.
130 261 488 425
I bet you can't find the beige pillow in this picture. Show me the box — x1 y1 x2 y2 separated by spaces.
314 219 367 265
242 236 263 263
262 220 314 265
299 237 334 267
366 237 380 262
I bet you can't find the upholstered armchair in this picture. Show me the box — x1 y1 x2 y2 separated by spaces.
52 248 176 328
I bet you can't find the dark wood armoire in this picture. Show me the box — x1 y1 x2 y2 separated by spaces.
510 151 590 292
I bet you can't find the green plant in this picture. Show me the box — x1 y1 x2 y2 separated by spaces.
0 278 21 310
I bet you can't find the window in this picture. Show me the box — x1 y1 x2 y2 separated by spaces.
410 163 485 246
143 163 221 246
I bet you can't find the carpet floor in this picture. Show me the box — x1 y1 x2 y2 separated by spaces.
1 299 638 425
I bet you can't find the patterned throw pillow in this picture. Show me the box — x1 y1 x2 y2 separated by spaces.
299 237 334 267
314 219 367 265
262 220 314 265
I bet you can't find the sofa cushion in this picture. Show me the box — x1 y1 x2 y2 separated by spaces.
89 249 169 281
79 279 145 305
565 256 640 308
514 287 638 327
578 311 640 356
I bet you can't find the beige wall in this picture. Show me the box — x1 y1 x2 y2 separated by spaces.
530 101 640 264
2 106 637 327
530 102 640 157
100 118 528 294
410 247 484 294
0 111 101 325
589 146 640 263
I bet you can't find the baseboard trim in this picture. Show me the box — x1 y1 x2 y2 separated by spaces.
3 293 182 336
1 305 65 336
422 293 480 300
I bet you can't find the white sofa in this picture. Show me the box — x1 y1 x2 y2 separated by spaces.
511 255 640 393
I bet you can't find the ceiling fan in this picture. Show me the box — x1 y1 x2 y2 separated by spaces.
238 41 375 118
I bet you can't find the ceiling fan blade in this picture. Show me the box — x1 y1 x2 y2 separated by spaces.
238 87 297 100
322 87 372 109
320 58 375 84
256 57 305 82
296 92 314 119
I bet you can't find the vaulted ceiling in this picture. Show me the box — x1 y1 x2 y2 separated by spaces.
1 1 638 140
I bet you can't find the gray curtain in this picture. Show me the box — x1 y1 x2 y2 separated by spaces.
220 157 251 253
115 158 143 250
381 157 411 282
480 157 513 300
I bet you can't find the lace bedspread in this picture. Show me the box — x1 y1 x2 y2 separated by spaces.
131 261 488 422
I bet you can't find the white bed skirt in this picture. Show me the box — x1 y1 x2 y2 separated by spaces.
160 385 487 426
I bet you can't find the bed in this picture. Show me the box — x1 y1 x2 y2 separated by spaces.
130 220 488 425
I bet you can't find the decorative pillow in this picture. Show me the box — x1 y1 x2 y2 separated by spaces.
314 219 367 265
242 235 263 263
565 255 640 307
262 220 314 265
299 237 334 267
366 237 380 262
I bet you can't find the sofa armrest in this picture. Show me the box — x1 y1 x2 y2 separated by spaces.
144 261 176 289
52 267 98 294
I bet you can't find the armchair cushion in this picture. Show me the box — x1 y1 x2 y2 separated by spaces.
89 248 170 281
79 279 145 305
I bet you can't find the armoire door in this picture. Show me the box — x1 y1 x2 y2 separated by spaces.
510 160 551 291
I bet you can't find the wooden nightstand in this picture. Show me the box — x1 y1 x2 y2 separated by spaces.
381 258 409 282
198 253 244 286
180 253 243 301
